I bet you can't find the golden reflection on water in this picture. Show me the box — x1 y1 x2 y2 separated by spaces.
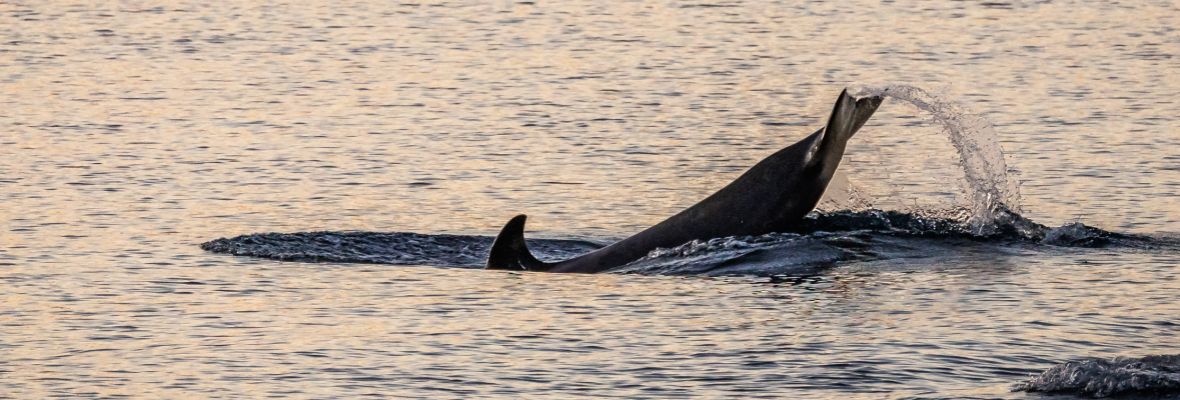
4 1 1176 237
2 0 1179 397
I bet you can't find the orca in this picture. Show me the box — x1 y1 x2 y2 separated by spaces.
486 89 883 273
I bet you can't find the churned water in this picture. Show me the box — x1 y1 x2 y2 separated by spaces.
3 0 1179 398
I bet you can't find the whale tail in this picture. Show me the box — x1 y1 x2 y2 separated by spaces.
486 215 551 271
809 89 883 168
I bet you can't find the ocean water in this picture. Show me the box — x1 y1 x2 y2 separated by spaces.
2 0 1179 398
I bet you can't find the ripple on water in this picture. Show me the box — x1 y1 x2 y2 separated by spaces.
2 0 1180 398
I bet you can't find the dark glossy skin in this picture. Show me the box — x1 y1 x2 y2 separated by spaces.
487 89 883 273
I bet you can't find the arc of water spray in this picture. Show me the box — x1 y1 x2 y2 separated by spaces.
849 84 1023 233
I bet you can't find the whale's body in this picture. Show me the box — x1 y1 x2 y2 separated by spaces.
486 89 883 273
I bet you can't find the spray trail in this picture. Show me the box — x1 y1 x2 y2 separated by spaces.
850 84 1023 232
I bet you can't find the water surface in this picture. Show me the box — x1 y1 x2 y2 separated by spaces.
2 0 1179 398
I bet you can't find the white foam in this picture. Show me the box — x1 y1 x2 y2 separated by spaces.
849 84 1023 233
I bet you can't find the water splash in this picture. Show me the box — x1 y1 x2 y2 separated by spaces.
850 84 1023 234
1014 355 1180 398
608 209 1154 276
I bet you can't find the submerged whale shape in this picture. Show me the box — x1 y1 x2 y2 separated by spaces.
486 89 883 273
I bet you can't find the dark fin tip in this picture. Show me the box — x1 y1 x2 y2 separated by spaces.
486 214 547 271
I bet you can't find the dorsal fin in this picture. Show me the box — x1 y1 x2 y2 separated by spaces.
485 215 550 271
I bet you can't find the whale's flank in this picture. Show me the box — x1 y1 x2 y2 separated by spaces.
486 88 883 273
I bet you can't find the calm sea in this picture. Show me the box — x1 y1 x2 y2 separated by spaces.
2 1 1178 398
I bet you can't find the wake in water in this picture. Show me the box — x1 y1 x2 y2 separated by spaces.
590 208 1160 276
1015 355 1180 398
200 209 1161 276
200 231 601 268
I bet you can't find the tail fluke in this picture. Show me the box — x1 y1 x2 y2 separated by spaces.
824 88 883 143
486 215 551 271
809 89 883 168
